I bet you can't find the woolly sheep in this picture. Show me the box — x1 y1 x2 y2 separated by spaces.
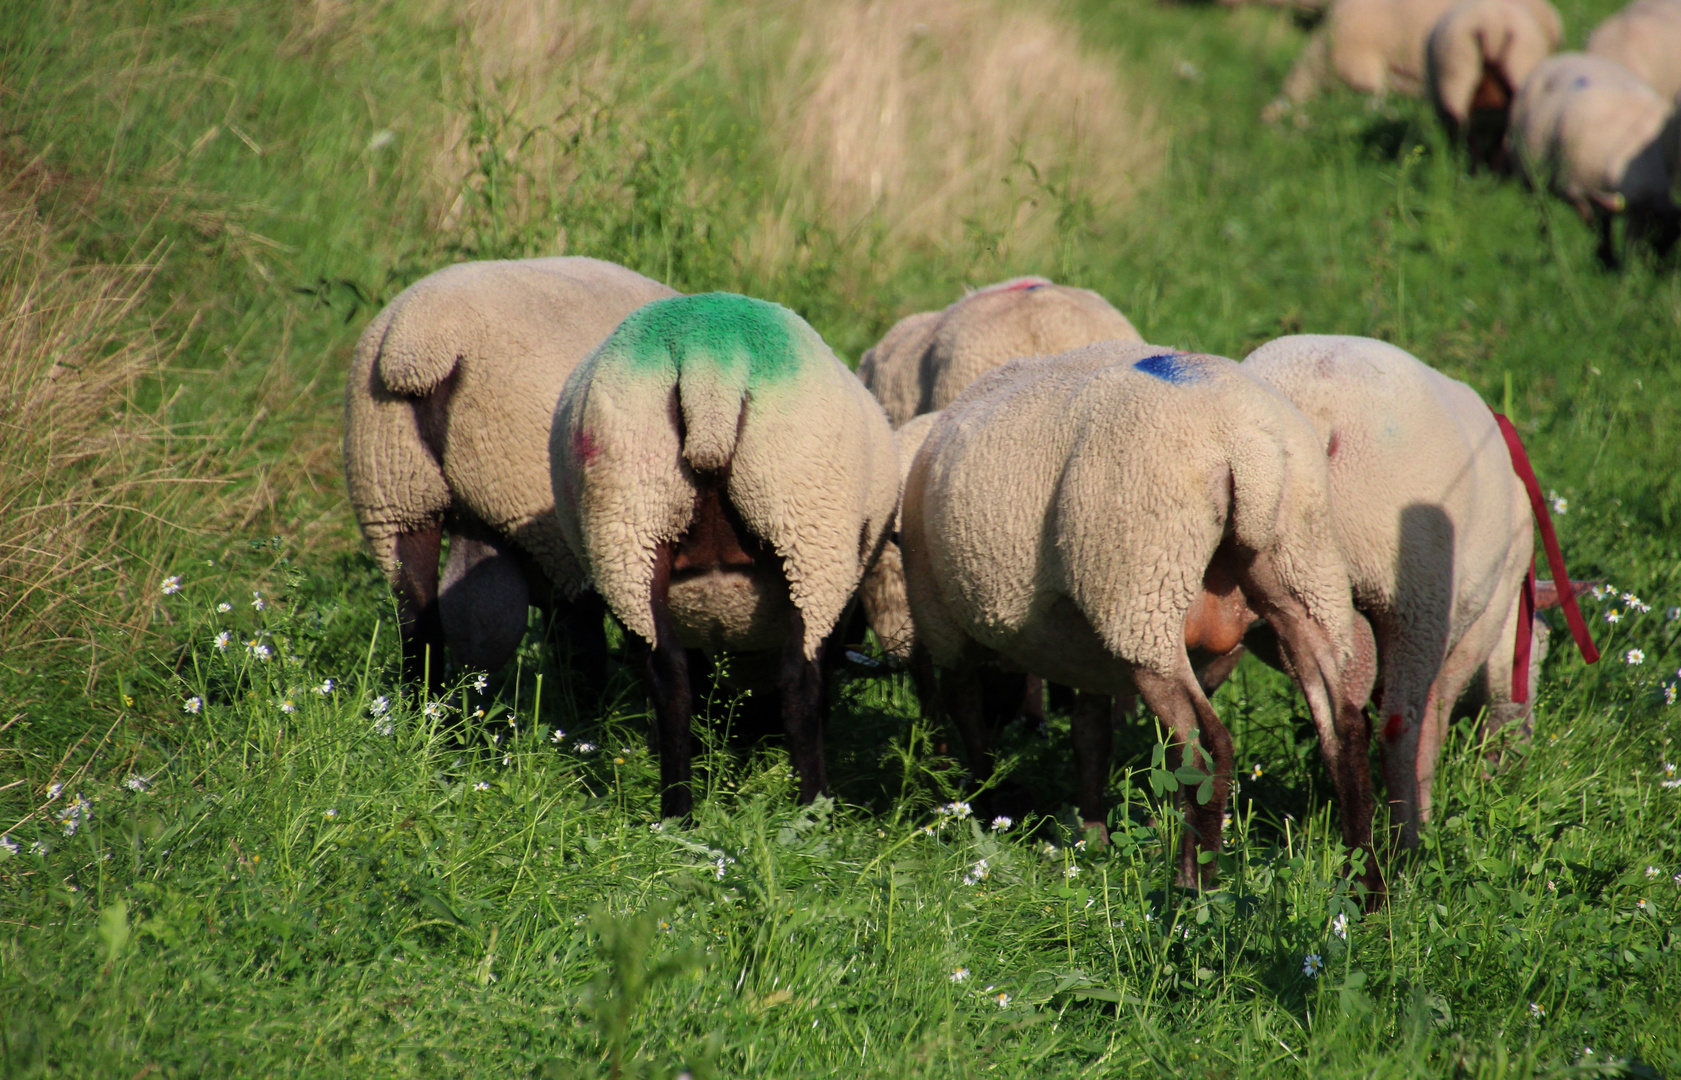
344 257 677 688
1507 52 1680 265
550 293 899 819
1241 335 1600 846
1426 0 1564 168
857 412 939 662
856 277 1142 427
1587 0 1681 101
1268 0 1463 117
901 340 1377 892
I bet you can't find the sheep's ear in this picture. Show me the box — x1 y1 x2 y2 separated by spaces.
1534 578 1597 610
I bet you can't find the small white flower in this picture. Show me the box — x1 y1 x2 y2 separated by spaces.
315 679 334 695
1547 880 1557 892
550 729 566 744
161 575 182 595
1251 763 1264 780
183 696 202 715
374 718 394 737
46 782 63 801
0 835 17 855
246 640 270 660
1667 685 1678 706
962 858 991 886
990 816 1013 832
1673 873 1681 886
1605 610 1622 624
1626 649 1645 665
1668 607 1681 622
941 801 972 820
324 808 338 819
1531 1002 1545 1018
994 992 1011 1008
216 602 233 614
1074 839 1087 851
370 695 389 716
424 700 444 720
713 856 730 880
214 631 231 651
1592 583 1616 601
123 774 149 793
649 821 665 832
950 967 971 983
279 699 296 714
1064 864 1081 880
503 754 513 767
1621 592 1647 612
1548 492 1568 515
472 674 489 693
576 742 596 753
1332 912 1349 940
1637 898 1649 910
29 840 48 857
1646 866 1661 878
1040 842 1059 859
251 591 266 611
1664 763 1678 779
473 781 490 792
1303 953 1323 977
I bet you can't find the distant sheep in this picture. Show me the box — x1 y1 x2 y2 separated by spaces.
1242 335 1597 846
551 293 899 819
857 411 939 662
1507 52 1680 266
344 257 677 688
902 340 1377 893
1426 0 1564 168
857 277 1141 427
1587 0 1681 101
1268 0 1463 117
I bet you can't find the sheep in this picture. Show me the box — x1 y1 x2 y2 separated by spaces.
857 411 939 663
1426 0 1564 169
344 256 678 690
1241 335 1598 846
1267 0 1464 118
856 277 1142 427
901 339 1378 893
1507 52 1680 266
550 292 900 819
1587 0 1681 101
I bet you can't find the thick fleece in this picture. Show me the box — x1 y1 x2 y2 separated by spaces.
1426 0 1563 152
346 257 677 596
1275 0 1464 110
858 411 940 661
1588 0 1681 100
551 293 900 661
857 277 1141 427
903 340 1369 888
1242 335 1533 845
1509 53 1676 222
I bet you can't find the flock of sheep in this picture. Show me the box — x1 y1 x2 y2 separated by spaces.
342 258 1599 907
1260 0 1681 264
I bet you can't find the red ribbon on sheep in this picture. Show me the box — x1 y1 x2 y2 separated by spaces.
1494 412 1600 704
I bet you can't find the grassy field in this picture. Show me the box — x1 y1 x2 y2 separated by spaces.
2 0 1679 1076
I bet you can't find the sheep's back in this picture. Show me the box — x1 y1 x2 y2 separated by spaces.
1511 53 1674 204
858 310 941 427
1587 0 1681 99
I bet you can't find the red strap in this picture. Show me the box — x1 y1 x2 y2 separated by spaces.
1493 414 1600 701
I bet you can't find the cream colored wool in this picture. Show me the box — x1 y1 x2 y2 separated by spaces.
902 340 1353 701
1242 335 1533 842
344 257 677 595
550 293 899 660
1508 52 1676 219
857 277 1141 427
1275 0 1464 110
1426 0 1563 127
1588 0 1681 100
858 411 940 660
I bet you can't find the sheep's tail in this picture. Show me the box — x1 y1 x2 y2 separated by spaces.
676 366 750 474
372 297 468 396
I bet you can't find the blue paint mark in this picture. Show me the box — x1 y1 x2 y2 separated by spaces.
1134 353 1199 384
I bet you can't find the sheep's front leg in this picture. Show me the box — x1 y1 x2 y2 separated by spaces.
1133 667 1233 891
394 524 445 693
645 541 694 821
780 605 829 804
1070 691 1114 838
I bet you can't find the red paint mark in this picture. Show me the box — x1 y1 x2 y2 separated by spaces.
1326 428 1340 458
572 428 601 467
1383 712 1405 741
978 276 1051 295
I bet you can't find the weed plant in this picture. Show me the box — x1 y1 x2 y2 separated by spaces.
1 0 1678 1076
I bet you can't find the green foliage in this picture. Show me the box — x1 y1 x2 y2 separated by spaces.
2 0 1679 1076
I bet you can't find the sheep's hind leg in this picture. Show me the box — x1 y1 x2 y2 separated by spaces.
438 526 530 674
394 524 445 694
1133 666 1233 891
645 542 694 821
1070 691 1115 839
780 606 830 804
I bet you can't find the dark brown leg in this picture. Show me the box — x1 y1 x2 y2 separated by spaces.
1134 667 1233 890
1195 646 1247 697
1070 691 1114 835
941 664 993 790
395 524 445 693
645 542 694 820
780 606 829 803
1019 675 1047 727
555 590 610 703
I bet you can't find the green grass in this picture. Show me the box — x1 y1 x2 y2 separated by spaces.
2 0 1679 1076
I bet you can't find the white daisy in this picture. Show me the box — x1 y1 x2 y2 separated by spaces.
161 575 182 595
183 696 202 715
1302 953 1323 977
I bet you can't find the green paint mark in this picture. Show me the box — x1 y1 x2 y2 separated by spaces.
607 293 806 383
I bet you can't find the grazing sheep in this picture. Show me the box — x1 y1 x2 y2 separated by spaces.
1507 52 1680 266
1426 0 1564 169
858 411 940 662
344 257 677 688
902 340 1377 893
1242 335 1597 846
1587 0 1681 101
550 293 899 819
857 277 1142 427
1268 0 1463 117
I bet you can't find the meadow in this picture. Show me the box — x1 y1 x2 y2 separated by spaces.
1 0 1678 1076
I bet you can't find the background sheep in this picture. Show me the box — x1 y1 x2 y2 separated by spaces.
344 257 677 689
1587 0 1681 101
1507 52 1680 266
1268 0 1463 117
902 340 1377 894
550 293 899 819
1242 335 1598 846
1426 0 1564 169
857 276 1141 427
